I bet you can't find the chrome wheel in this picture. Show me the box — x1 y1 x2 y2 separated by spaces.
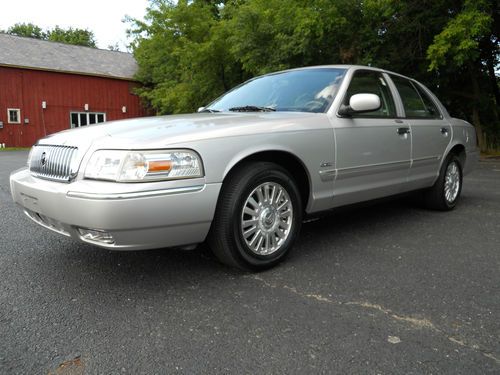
241 182 293 255
444 161 460 203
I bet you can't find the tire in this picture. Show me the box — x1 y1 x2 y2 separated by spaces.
208 162 303 270
423 154 463 211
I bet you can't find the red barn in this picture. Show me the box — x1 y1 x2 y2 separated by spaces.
0 33 148 147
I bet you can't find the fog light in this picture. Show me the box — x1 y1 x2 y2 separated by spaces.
78 228 115 245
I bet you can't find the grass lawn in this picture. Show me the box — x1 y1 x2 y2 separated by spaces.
481 150 500 159
0 147 30 152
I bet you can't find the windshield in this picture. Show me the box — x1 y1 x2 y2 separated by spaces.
207 68 346 113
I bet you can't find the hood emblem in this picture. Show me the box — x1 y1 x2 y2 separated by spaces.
40 152 47 167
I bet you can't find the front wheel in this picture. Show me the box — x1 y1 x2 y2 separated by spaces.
423 154 463 210
208 162 303 270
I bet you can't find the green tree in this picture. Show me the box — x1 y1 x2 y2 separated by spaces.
427 1 492 71
129 0 499 149
129 0 241 114
6 22 47 39
129 0 407 113
427 0 498 149
224 0 340 74
47 26 97 47
108 43 121 51
4 22 98 48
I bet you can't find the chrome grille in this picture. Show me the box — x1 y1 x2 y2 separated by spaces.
29 145 79 182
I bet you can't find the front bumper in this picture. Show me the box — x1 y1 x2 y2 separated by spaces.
10 168 221 250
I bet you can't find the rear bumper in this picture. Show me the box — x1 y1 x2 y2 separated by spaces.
464 149 479 176
10 168 221 250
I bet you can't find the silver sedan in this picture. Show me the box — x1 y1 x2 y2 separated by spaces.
10 65 478 270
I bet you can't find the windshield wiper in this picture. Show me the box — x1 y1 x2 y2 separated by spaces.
198 108 220 113
228 105 276 112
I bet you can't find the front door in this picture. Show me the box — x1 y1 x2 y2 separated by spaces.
333 70 411 207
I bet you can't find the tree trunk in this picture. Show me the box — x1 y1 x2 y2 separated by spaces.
470 67 485 151
486 58 500 108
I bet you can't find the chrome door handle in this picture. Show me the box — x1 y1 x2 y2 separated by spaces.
397 127 410 135
440 127 449 135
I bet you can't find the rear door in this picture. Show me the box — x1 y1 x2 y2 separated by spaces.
389 75 451 189
332 70 411 207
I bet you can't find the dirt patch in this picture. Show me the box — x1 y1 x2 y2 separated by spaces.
48 356 84 375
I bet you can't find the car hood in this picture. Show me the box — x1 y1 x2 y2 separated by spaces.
38 112 324 149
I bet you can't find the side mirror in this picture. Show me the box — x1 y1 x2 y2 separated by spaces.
338 93 381 116
197 106 205 113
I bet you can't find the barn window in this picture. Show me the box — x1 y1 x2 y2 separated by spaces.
70 112 106 128
7 109 21 124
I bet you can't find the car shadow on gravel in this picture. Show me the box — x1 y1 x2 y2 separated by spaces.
43 195 430 284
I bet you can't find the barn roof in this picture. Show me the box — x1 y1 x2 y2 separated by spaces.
0 33 138 80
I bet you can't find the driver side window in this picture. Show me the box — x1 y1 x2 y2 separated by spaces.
343 71 396 118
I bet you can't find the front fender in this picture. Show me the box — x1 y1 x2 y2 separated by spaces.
179 129 336 213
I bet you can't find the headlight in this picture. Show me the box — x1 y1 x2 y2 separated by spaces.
84 149 203 182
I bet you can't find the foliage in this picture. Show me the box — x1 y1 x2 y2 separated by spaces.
3 22 97 48
426 0 498 149
108 43 121 51
128 0 497 149
427 1 492 71
6 22 46 39
47 26 97 47
128 0 241 114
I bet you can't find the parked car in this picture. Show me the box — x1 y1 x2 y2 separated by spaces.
10 65 478 270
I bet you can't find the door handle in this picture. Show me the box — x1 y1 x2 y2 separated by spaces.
440 127 449 135
397 127 410 135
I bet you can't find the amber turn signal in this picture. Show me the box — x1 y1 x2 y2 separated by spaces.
148 160 173 172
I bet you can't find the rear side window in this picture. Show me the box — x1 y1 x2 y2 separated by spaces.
391 75 441 118
343 70 396 118
414 83 441 118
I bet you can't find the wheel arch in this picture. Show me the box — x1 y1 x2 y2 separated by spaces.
446 143 466 169
424 142 465 211
222 149 312 211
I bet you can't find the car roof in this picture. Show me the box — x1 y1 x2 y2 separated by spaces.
268 64 412 81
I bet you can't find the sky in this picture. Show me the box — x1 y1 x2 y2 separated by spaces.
0 0 149 51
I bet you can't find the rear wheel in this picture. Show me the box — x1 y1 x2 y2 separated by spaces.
423 154 463 210
208 162 303 270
